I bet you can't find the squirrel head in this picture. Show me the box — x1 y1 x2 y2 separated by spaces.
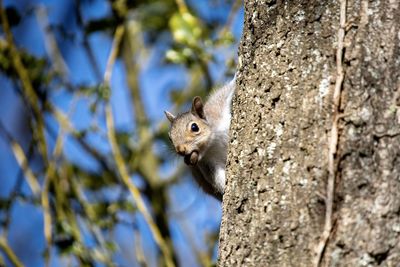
165 96 212 166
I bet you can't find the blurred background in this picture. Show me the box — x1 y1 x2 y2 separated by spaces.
0 0 242 266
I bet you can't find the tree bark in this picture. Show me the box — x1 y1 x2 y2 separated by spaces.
219 0 400 266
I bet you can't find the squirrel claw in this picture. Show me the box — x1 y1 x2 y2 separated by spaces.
184 151 198 166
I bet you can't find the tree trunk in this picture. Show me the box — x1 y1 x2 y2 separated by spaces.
219 0 400 266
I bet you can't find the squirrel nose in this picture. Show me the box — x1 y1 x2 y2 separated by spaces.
176 144 186 156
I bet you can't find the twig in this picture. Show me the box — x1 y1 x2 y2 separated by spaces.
42 94 78 266
74 0 103 82
0 122 40 195
42 92 84 266
0 252 4 266
176 216 212 267
133 225 148 267
103 26 124 86
35 5 69 77
217 0 242 40
123 22 179 266
106 106 175 267
0 0 49 163
314 1 346 266
175 0 188 14
0 236 24 267
41 122 66 267
69 177 115 266
44 106 119 183
103 25 175 267
1 141 35 238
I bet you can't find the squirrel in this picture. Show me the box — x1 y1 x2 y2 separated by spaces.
164 78 235 201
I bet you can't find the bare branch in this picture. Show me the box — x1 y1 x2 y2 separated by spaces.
103 24 175 267
0 236 24 267
0 122 40 195
314 0 347 265
0 0 49 162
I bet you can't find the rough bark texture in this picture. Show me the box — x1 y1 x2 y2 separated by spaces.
219 0 400 266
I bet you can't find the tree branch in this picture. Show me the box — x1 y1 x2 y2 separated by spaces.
0 121 40 195
103 24 175 267
314 0 346 265
0 236 24 267
0 0 49 163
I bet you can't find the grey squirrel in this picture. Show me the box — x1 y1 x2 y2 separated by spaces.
165 78 235 201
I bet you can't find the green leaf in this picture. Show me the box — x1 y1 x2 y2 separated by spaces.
165 49 186 64
169 11 203 47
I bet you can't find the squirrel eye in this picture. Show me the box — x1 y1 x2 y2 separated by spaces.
191 123 199 132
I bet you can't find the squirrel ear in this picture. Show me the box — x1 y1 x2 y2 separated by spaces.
164 111 176 122
191 96 205 119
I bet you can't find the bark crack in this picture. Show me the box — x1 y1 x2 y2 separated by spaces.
314 0 347 266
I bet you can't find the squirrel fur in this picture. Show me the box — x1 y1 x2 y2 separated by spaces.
165 78 235 201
